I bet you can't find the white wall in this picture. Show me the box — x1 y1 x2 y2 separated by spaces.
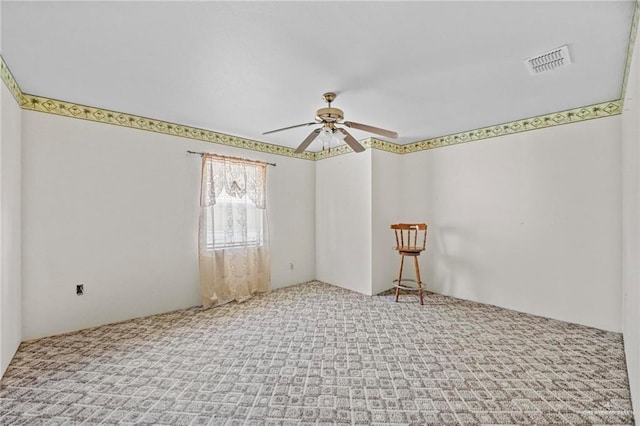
371 149 403 295
622 24 640 421
0 82 22 376
21 111 315 340
315 150 372 294
402 117 622 332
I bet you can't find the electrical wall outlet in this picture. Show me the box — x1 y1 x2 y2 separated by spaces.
76 284 84 295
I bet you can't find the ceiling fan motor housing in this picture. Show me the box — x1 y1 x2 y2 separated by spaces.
316 107 344 123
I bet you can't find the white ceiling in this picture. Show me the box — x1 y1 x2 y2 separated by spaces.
1 1 635 151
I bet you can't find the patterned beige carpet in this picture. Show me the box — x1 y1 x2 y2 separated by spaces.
0 281 634 425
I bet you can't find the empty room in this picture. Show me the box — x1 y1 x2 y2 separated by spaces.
0 1 639 424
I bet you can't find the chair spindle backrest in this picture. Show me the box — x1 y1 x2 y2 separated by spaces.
390 223 427 250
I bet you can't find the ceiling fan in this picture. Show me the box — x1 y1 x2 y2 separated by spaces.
263 92 398 153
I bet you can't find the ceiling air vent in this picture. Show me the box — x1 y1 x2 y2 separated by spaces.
525 45 572 75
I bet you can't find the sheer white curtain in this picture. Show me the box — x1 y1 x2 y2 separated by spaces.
198 154 270 307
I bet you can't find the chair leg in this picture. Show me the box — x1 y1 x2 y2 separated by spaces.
414 256 424 305
395 255 405 302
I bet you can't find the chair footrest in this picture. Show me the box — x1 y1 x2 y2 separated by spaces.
393 279 423 291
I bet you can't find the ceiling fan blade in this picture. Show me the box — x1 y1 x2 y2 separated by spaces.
263 122 317 135
343 121 398 139
294 128 321 153
338 128 366 153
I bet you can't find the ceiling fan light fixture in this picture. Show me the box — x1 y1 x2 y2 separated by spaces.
317 127 345 151
318 127 333 144
331 129 346 145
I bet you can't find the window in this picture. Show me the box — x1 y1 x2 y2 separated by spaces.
206 186 265 249
200 155 267 250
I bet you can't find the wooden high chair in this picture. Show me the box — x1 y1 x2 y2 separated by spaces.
391 223 428 305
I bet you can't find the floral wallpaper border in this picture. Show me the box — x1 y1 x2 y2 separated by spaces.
21 94 316 161
397 100 622 154
309 98 621 160
0 57 26 106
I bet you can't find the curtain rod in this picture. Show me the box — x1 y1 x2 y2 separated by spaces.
187 150 276 167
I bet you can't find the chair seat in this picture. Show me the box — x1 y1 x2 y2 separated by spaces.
395 246 424 255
